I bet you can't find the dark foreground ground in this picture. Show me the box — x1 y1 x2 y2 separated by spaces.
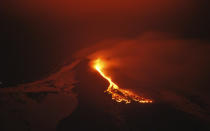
0 60 210 131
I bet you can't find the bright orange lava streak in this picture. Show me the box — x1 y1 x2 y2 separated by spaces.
93 58 153 104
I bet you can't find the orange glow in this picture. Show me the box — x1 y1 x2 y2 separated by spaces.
93 58 153 104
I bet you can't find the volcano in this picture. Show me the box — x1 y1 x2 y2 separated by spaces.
1 59 209 131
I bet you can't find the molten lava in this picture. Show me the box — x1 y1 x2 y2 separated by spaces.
93 58 153 104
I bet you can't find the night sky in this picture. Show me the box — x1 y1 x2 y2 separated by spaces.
0 1 210 131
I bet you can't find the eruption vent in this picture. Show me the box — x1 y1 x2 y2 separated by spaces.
93 58 153 104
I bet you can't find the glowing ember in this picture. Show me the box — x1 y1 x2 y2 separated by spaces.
93 58 153 104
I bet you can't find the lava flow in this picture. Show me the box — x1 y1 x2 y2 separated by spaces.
92 58 153 104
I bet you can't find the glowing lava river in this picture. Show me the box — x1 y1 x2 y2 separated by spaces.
93 58 153 104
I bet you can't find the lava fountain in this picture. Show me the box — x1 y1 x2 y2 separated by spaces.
92 58 153 104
